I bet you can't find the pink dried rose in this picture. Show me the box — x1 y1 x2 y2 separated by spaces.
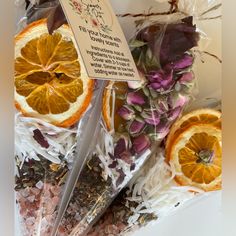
132 134 151 155
169 93 189 109
127 92 146 106
50 185 61 196
155 98 169 114
155 122 171 140
129 119 146 135
168 106 182 121
118 106 135 121
179 71 194 84
148 70 175 92
165 54 194 71
141 109 160 126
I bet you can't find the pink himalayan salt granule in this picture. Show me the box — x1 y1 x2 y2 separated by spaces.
16 183 62 236
87 212 127 236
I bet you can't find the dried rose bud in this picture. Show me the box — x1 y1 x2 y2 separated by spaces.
127 92 146 106
168 106 182 121
179 71 194 84
119 151 133 164
114 138 128 157
169 93 189 109
155 122 171 140
148 70 174 92
165 54 194 71
132 134 151 155
33 129 49 148
108 161 118 169
148 70 164 83
114 138 133 163
174 54 194 70
118 106 135 121
116 169 125 187
129 120 146 135
154 97 169 114
141 109 160 126
135 16 199 67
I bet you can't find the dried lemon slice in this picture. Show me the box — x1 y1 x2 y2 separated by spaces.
15 19 94 127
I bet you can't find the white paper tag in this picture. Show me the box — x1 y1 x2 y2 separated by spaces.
59 0 140 81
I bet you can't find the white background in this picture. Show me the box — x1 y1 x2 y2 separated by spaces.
132 192 222 236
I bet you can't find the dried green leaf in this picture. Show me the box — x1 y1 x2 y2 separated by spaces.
129 39 147 49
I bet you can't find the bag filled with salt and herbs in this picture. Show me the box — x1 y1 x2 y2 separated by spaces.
14 1 101 233
86 6 222 236
55 12 205 236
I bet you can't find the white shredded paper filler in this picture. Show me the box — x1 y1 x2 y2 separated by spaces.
96 123 151 190
15 113 79 166
124 149 204 230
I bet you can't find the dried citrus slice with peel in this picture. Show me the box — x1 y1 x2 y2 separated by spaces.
15 19 94 127
169 124 222 191
102 81 128 131
166 109 221 162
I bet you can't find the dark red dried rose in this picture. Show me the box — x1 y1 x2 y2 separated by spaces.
136 16 199 67
108 161 118 169
33 129 49 149
114 138 127 158
116 169 125 187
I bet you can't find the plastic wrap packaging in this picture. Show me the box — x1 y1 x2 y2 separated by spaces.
14 1 105 235
15 1 221 236
15 76 104 236
54 2 209 236
85 1 222 236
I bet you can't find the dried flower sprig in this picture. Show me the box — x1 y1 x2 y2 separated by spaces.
91 16 199 194
113 16 198 145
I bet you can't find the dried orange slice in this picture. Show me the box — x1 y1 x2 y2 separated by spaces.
15 19 94 127
169 124 222 191
102 81 128 131
166 109 221 162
